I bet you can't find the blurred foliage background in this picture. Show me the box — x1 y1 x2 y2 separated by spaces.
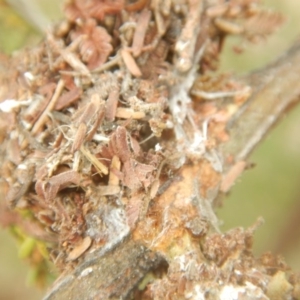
0 0 299 299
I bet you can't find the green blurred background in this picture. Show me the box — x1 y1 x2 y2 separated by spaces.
0 0 300 299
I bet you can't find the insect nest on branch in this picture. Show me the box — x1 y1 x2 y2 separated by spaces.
2 0 297 299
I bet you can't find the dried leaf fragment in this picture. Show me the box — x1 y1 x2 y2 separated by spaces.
105 89 119 121
48 34 91 76
72 122 87 153
36 170 81 201
31 79 65 135
115 107 145 119
72 94 105 151
131 9 152 57
76 95 101 125
80 145 108 175
67 236 92 261
214 18 244 34
126 193 144 228
123 159 155 190
64 0 124 22
108 126 142 163
125 0 148 12
109 155 121 186
55 87 82 110
120 49 142 77
49 170 81 187
220 161 246 193
71 19 113 70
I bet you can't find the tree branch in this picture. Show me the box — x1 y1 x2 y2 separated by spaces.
222 38 300 169
44 239 162 300
43 38 300 300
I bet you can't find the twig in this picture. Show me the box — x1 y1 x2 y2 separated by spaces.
32 79 65 135
221 38 300 170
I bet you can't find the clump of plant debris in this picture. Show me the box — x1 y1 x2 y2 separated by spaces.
1 0 299 298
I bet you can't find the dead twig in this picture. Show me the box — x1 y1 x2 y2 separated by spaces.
32 79 65 135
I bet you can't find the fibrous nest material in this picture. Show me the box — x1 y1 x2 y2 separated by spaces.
1 0 299 299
